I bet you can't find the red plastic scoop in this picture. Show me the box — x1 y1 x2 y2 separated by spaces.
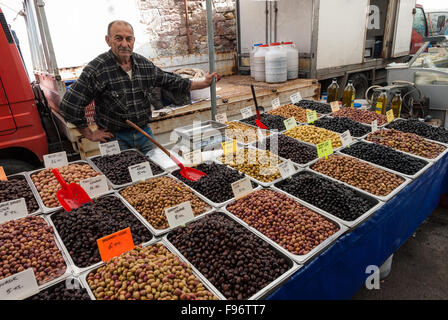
52 168 92 212
126 120 208 182
250 84 268 130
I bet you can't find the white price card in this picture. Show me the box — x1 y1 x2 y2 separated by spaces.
184 150 203 165
43 151 68 169
330 101 340 113
128 162 153 182
0 268 39 300
215 113 228 124
371 120 378 133
231 177 253 200
290 92 303 104
278 160 296 179
271 98 281 109
99 141 121 156
284 117 297 131
0 198 28 224
80 175 109 198
240 106 253 119
340 130 353 148
165 201 195 228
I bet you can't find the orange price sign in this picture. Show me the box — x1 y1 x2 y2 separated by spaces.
0 167 6 181
97 228 135 262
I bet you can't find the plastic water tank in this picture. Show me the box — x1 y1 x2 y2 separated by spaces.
250 43 263 79
253 44 269 82
282 42 299 80
265 43 287 83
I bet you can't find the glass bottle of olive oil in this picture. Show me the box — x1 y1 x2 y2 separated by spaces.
391 91 403 118
327 78 340 103
375 89 388 115
342 80 356 108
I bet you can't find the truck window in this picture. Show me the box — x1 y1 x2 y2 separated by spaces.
413 7 427 37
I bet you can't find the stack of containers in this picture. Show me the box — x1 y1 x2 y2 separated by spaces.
282 42 299 80
253 44 269 82
265 42 287 83
250 43 263 79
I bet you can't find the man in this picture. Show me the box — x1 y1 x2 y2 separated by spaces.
61 20 219 154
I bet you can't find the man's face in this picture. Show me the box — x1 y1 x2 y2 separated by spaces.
106 23 135 60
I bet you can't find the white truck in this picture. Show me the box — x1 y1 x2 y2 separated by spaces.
236 0 425 97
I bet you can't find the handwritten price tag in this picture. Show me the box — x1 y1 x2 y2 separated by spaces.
386 110 395 123
271 98 281 109
317 140 334 159
0 167 7 181
290 92 303 104
43 152 68 169
128 162 153 182
165 201 195 228
215 113 228 124
283 117 297 131
0 268 39 300
241 107 253 119
97 228 135 262
0 198 28 223
340 130 353 148
278 160 296 179
231 177 253 200
371 120 378 133
99 141 121 156
222 140 239 155
184 150 202 165
80 175 109 198
306 110 318 124
330 101 340 113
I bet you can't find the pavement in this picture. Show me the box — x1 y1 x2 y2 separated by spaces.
352 205 448 300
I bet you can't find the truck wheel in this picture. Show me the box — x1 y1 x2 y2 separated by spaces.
0 159 37 176
350 73 369 99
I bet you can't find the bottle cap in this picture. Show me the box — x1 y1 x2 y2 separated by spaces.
270 42 281 46
254 43 263 47
259 44 269 47
354 103 362 108
283 42 293 45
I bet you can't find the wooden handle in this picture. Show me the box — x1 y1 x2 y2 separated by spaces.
125 120 171 157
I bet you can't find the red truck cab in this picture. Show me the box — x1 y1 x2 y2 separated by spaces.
0 8 48 174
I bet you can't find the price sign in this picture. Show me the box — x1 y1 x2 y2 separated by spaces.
215 113 228 124
165 201 195 228
306 110 318 124
43 151 68 169
184 150 202 165
0 198 28 224
371 120 378 133
241 107 253 119
0 167 6 181
80 175 109 198
271 98 281 109
222 140 239 155
231 177 253 200
317 140 334 159
330 101 340 113
283 117 297 131
128 162 153 182
386 110 395 123
340 130 353 148
97 228 135 262
0 268 39 300
290 92 303 104
99 141 121 156
278 160 295 179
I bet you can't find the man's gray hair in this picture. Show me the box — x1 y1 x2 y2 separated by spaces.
107 20 134 36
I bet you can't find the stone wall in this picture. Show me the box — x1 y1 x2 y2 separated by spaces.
137 0 236 57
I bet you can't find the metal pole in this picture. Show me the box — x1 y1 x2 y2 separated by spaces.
205 0 217 121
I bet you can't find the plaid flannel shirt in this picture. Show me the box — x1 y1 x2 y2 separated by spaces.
60 50 191 132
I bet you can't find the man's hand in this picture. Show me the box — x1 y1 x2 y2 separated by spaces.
190 72 221 90
78 127 114 143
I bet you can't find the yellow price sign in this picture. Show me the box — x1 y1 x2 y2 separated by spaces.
306 110 318 124
386 110 395 123
316 140 333 159
222 140 239 155
283 117 297 131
